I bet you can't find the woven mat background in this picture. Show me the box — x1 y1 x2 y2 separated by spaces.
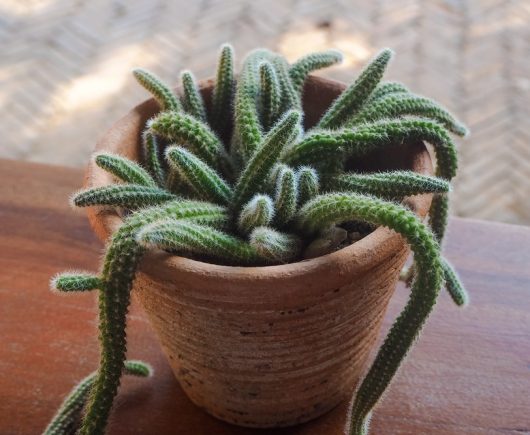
1 0 529 224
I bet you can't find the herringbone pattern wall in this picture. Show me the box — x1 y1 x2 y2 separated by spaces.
1 0 529 223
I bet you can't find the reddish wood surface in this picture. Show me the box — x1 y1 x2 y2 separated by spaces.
1 158 529 435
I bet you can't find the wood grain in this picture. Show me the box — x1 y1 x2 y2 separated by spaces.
0 158 529 435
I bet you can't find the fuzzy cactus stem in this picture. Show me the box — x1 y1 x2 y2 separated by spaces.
210 44 235 135
296 193 443 435
181 70 208 122
95 153 157 187
132 68 182 112
289 50 343 93
316 49 393 129
44 361 152 435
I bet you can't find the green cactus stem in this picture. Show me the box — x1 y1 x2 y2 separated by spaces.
165 146 232 205
210 44 235 135
249 226 302 263
141 131 166 187
296 192 443 435
334 171 450 199
289 49 343 93
72 185 177 209
273 165 298 227
259 61 282 130
180 70 208 122
132 68 182 112
148 111 229 174
233 110 301 210
238 194 275 235
95 152 157 188
43 361 152 435
138 219 260 265
350 93 468 136
51 272 102 293
317 49 393 129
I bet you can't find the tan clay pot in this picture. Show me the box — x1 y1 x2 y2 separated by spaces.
84 76 433 428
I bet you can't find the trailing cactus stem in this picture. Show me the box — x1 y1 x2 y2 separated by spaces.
232 50 265 161
296 166 319 204
429 193 449 242
296 193 443 434
367 81 409 102
284 119 458 181
273 166 298 226
78 201 227 435
441 258 469 306
43 361 152 435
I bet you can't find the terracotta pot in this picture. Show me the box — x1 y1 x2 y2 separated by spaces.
84 76 433 428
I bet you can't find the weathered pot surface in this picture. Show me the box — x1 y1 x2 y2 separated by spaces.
84 76 433 428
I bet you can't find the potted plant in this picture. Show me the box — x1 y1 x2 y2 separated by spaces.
45 44 468 435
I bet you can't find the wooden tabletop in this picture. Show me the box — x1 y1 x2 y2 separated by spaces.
1 158 529 435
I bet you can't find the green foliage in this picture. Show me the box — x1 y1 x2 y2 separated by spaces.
51 45 468 435
249 226 301 263
72 185 176 209
165 146 232 205
296 166 319 204
233 110 301 210
350 93 468 136
148 111 229 174
273 165 298 227
95 152 157 187
132 68 181 112
210 44 235 135
334 170 450 199
141 131 166 187
317 49 393 129
259 61 281 130
180 70 208 122
289 49 343 92
296 193 443 434
441 257 469 306
238 194 274 234
138 219 260 265
43 361 152 435
51 272 102 293
284 118 459 181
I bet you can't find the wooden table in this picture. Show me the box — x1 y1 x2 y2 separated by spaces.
1 158 529 435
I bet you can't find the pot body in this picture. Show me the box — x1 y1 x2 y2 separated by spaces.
133 243 408 427
85 75 433 428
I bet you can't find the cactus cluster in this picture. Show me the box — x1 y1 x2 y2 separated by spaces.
47 44 468 435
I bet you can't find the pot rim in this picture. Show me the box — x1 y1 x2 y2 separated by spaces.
84 75 433 286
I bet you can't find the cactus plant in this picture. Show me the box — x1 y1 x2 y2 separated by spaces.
47 45 468 435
